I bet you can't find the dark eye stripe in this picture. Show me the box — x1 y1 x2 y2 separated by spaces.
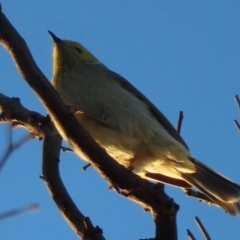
75 47 83 54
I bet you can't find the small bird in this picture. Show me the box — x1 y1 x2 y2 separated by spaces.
49 31 240 215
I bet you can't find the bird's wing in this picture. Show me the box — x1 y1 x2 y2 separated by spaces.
103 67 189 150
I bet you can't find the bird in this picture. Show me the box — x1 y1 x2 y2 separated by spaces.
49 30 240 215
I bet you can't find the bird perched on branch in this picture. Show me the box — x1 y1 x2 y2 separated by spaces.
49 31 240 215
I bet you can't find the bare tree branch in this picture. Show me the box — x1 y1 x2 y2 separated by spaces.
0 124 29 171
233 119 240 132
234 95 240 110
195 216 212 240
42 122 105 240
234 95 240 131
0 204 39 221
82 163 91 171
0 93 47 138
0 93 105 240
61 146 73 152
0 5 178 240
186 229 196 240
187 216 211 240
176 111 184 134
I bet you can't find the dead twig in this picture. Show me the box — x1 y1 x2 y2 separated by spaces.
0 203 39 221
234 95 240 110
82 163 91 171
0 125 29 171
195 216 212 240
176 111 184 134
186 229 196 240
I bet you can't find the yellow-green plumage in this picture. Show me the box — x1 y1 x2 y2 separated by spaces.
49 31 240 215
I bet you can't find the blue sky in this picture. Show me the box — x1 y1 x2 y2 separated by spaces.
1 1 240 239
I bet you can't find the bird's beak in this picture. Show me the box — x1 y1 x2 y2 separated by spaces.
48 30 64 44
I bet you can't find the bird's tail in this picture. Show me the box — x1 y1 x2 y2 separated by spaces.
180 157 240 215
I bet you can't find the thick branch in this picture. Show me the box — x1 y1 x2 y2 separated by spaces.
0 93 48 138
43 127 105 240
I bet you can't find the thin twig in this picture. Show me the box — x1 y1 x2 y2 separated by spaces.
233 120 240 132
186 229 196 240
61 146 73 152
233 95 240 131
61 146 92 171
0 125 29 171
195 216 212 240
234 95 240 110
177 111 184 134
82 163 91 171
0 203 39 221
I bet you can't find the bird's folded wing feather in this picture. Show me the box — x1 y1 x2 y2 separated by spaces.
104 68 189 150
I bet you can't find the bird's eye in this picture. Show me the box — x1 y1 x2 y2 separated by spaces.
75 47 83 54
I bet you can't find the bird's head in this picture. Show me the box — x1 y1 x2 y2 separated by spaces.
49 31 99 74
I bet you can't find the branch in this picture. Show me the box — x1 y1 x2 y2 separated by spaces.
234 95 240 110
0 5 178 240
0 204 39 221
195 216 212 240
176 111 184 134
0 93 105 240
234 95 240 131
42 121 105 240
0 123 29 171
186 229 196 240
187 217 211 240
